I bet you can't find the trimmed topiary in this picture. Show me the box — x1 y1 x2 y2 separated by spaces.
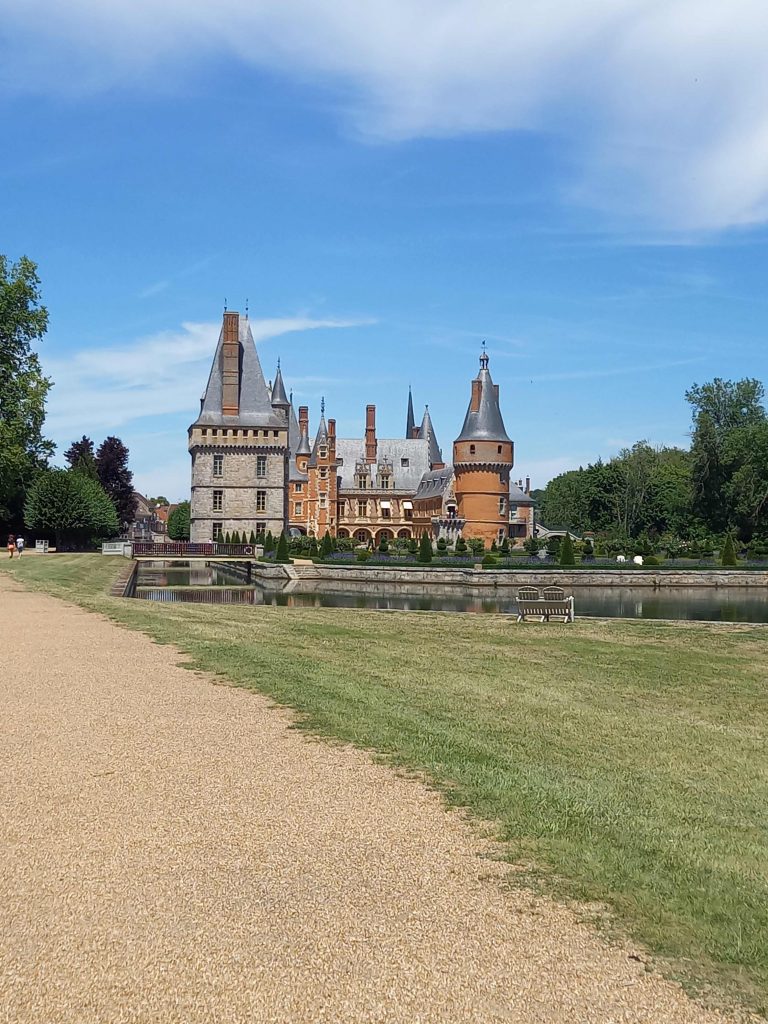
418 531 433 563
559 533 576 566
275 531 290 562
721 534 737 567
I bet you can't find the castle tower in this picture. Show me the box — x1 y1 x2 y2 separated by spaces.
306 400 338 538
452 348 514 547
188 310 289 542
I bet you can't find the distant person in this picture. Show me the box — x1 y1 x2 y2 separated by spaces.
7 534 15 558
15 536 24 558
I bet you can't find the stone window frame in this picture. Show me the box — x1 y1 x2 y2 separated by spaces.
319 495 328 509
256 454 267 478
213 454 224 478
318 445 328 459
212 522 223 540
498 496 507 516
357 499 368 517
256 490 267 513
294 482 303 493
212 489 223 512
294 501 303 516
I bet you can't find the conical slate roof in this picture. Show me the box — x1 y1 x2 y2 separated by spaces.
307 402 328 468
193 317 284 429
271 362 290 408
405 387 416 439
455 351 511 443
418 406 443 467
288 401 301 454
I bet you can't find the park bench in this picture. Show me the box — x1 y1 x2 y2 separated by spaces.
516 586 575 623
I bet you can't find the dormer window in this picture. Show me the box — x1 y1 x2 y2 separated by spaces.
319 445 328 459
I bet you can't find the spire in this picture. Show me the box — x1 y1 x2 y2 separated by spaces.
454 348 511 443
406 386 416 439
271 360 290 410
308 398 328 467
419 405 443 467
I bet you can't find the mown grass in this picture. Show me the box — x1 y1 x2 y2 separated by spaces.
3 553 768 1016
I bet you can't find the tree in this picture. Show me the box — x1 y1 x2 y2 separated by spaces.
0 255 53 532
24 468 118 549
249 531 257 545
687 379 766 535
408 537 418 554
64 436 98 480
167 501 190 540
721 533 737 567
320 532 333 557
264 530 275 552
275 531 290 562
96 437 137 529
148 495 169 509
455 535 467 553
559 533 576 566
309 536 319 557
500 537 510 555
418 531 433 562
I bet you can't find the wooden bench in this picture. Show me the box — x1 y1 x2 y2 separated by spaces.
516 586 575 623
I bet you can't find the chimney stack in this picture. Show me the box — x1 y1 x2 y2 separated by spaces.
365 404 377 464
298 405 309 435
525 476 530 494
328 417 336 439
221 311 240 417
470 378 482 413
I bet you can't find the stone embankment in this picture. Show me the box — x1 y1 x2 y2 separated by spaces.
279 564 768 589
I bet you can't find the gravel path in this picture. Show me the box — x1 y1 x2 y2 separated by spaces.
0 575 739 1023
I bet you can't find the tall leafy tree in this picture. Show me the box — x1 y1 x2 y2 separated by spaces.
96 436 137 529
0 255 53 530
64 436 98 479
25 468 119 549
686 378 766 534
167 501 190 541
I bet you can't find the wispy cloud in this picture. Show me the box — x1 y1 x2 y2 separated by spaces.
3 1 768 230
44 315 369 436
138 254 219 299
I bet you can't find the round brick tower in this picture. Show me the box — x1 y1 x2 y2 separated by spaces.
453 349 514 548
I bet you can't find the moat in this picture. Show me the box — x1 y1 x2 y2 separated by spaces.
134 562 768 623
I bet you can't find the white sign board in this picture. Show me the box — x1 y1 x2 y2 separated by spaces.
35 540 49 553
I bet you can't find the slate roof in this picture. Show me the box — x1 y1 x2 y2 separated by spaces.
335 438 431 493
418 406 443 466
405 388 416 438
307 412 329 468
455 355 511 443
414 466 454 500
193 318 285 429
509 481 534 505
271 364 290 408
287 403 309 481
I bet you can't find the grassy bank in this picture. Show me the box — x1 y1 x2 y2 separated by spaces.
3 553 767 1016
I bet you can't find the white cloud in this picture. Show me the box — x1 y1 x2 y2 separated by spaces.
3 1 768 229
44 315 367 435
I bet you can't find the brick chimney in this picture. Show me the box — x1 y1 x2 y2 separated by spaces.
328 417 336 457
298 405 309 436
470 378 482 413
525 476 530 494
221 311 240 416
365 404 377 464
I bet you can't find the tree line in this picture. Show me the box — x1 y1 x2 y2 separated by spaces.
539 378 768 552
1 255 138 547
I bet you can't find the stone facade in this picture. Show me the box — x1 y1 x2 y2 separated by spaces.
188 311 289 542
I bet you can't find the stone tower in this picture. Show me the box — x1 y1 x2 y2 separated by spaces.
188 310 289 542
452 348 514 547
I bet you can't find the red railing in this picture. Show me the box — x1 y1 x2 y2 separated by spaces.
133 542 260 558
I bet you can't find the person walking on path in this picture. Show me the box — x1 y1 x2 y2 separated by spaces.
7 534 15 558
15 536 24 558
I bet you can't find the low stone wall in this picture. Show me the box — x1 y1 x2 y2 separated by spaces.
254 564 768 590
110 560 138 598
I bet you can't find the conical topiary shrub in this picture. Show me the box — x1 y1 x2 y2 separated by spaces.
418 531 433 563
559 533 576 566
721 533 737 567
275 531 290 563
320 532 333 557
309 536 319 557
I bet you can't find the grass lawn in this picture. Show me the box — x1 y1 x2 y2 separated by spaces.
3 553 768 1016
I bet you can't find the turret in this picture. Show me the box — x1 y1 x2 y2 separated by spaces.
270 359 290 419
452 347 514 547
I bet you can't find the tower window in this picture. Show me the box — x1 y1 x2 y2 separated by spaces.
401 458 409 467
256 490 266 512
213 454 223 477
212 489 223 512
498 445 502 454
470 444 476 455
295 482 303 493
212 522 223 541
256 455 267 477
319 445 328 459
499 497 506 516
294 501 303 516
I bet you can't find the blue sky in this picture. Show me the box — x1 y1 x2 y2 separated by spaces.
2 1 767 500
